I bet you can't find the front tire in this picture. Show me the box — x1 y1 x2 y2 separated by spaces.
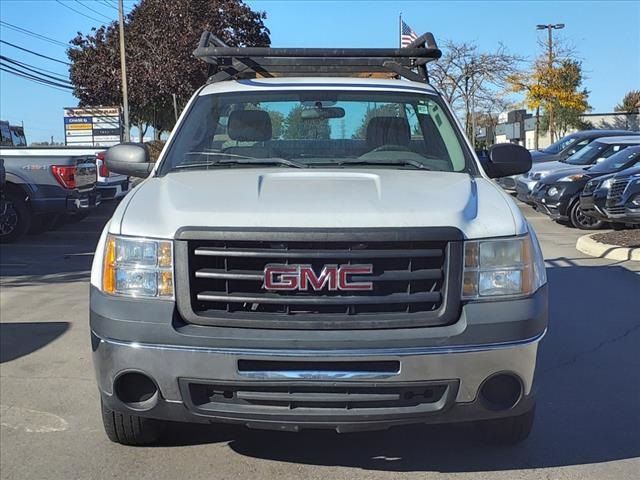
569 200 604 230
476 405 535 445
101 400 166 446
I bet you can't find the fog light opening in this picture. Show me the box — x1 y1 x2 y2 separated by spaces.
114 371 159 411
479 373 523 411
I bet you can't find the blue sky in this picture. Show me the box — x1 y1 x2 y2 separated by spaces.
0 0 638 143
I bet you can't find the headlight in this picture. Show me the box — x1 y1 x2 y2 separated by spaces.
102 235 174 298
547 186 560 198
529 171 548 180
462 232 546 299
600 178 614 190
557 174 586 182
630 194 640 208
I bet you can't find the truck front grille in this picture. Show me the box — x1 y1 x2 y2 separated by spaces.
605 178 630 215
175 228 463 329
607 178 629 203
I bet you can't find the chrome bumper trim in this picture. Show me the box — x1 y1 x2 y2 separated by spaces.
92 329 546 357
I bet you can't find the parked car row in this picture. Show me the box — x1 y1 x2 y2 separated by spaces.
0 146 130 243
497 131 640 230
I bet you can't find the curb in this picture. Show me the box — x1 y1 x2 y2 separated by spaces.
576 234 640 262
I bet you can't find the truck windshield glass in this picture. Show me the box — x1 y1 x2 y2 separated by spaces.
160 91 473 174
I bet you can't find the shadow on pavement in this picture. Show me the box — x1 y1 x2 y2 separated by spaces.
0 203 116 287
0 322 70 363
155 263 640 472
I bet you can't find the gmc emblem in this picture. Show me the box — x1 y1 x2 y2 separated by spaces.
263 264 374 291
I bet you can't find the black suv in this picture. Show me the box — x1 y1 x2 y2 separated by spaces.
532 146 640 229
602 165 640 225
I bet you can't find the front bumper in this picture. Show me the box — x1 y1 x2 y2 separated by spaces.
580 194 608 221
496 175 518 191
516 177 538 203
91 285 548 432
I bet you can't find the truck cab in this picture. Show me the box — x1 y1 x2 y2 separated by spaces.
91 32 547 446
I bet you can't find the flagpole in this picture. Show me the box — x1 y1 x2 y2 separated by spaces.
399 12 402 48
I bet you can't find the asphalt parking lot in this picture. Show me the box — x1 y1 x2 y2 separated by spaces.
1 201 639 480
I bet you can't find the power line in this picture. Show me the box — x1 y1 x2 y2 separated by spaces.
1 56 70 84
102 0 134 14
0 55 69 80
54 0 109 24
0 59 72 87
0 64 74 91
0 40 71 66
75 0 113 21
0 21 68 48
98 0 119 11
0 67 72 93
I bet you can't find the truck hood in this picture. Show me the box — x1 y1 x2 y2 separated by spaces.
528 160 579 176
530 150 559 163
114 169 524 239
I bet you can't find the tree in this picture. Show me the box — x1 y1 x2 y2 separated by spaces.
68 0 270 139
509 58 589 142
352 104 402 139
429 41 522 145
267 110 284 139
539 60 590 137
615 90 640 113
282 106 330 140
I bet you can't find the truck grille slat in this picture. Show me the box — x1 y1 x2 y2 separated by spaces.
176 228 463 329
194 268 443 282
185 381 454 412
196 291 441 305
194 247 443 259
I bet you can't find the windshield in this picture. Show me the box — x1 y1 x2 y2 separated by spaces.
588 146 640 173
160 90 474 174
563 141 628 166
542 134 578 154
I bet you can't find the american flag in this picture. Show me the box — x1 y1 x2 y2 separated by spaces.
401 20 418 47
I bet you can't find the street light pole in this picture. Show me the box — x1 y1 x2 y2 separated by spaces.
535 23 565 146
118 0 130 143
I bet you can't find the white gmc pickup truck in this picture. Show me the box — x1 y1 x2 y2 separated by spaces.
90 32 548 446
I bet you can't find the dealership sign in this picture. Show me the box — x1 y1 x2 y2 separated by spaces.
64 107 122 147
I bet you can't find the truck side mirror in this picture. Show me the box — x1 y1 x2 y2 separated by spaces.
105 143 153 178
484 143 532 179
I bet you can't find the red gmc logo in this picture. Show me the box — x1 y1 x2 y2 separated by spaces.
263 264 374 291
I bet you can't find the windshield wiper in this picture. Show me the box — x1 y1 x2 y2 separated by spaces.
337 159 433 170
173 154 307 170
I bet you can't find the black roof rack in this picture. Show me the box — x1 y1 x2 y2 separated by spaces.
194 31 441 84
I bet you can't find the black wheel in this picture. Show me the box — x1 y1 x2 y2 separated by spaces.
0 189 31 243
476 405 535 445
569 200 604 230
101 400 166 446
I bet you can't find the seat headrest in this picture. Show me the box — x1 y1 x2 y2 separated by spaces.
366 116 411 149
228 110 272 142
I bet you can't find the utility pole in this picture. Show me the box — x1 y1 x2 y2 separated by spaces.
118 0 130 142
535 23 564 145
172 93 179 123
